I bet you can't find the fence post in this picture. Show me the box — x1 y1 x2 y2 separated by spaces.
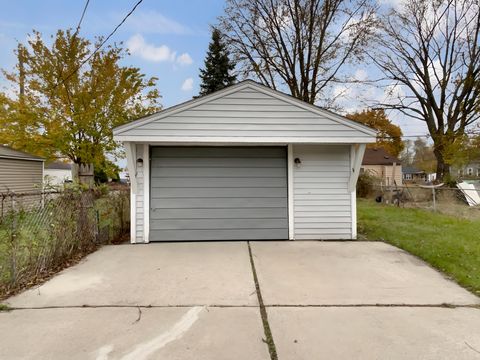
432 187 436 212
9 193 18 286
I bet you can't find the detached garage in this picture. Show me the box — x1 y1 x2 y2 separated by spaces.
113 80 376 243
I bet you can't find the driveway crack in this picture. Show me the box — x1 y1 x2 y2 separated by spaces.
247 241 278 360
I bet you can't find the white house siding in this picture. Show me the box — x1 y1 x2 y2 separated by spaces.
43 169 72 186
134 143 145 243
114 85 375 143
293 145 352 240
362 164 403 186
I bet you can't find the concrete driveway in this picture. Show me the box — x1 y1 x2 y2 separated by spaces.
1 241 479 360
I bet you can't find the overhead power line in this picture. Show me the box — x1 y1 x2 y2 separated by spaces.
74 0 90 36
55 0 144 90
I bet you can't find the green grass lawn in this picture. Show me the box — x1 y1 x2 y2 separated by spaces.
357 199 480 297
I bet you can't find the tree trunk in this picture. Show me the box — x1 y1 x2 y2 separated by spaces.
433 146 450 181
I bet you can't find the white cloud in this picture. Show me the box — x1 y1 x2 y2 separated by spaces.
124 10 191 34
127 34 176 62
181 78 193 92
378 0 406 10
127 35 193 67
177 53 193 66
354 69 368 82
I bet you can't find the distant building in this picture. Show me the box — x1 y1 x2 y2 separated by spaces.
44 161 73 186
402 166 428 183
361 148 402 186
453 161 480 179
0 145 44 194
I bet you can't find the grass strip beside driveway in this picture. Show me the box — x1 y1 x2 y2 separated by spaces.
357 199 480 297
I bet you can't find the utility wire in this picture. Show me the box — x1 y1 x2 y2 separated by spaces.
74 0 90 36
54 0 143 90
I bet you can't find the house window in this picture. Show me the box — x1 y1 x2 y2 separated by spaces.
477 168 480 177
404 173 412 180
467 168 473 176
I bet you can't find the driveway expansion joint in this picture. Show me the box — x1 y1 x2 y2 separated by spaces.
247 241 278 360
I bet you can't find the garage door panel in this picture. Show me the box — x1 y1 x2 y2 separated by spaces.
150 229 288 241
150 146 288 241
150 218 288 230
151 177 287 188
151 146 286 158
151 187 286 198
151 157 286 168
151 197 287 209
151 208 288 220
151 167 286 178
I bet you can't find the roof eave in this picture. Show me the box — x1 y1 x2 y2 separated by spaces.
114 135 376 144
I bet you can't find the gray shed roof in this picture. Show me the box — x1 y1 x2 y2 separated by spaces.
0 145 44 162
45 161 72 170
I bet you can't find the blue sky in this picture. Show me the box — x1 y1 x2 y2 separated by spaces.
0 0 428 137
0 0 225 107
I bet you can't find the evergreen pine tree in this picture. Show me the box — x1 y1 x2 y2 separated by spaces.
198 28 237 96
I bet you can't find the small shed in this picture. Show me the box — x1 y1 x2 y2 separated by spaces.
361 148 402 186
113 80 376 243
0 145 44 194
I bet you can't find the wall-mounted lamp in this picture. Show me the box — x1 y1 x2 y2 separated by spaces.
294 158 302 167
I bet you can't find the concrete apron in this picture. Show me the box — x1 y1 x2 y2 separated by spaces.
1 241 480 360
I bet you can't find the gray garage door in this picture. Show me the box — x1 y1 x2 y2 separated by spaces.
150 146 288 241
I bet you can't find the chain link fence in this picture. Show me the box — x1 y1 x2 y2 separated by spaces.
358 173 480 220
0 188 129 297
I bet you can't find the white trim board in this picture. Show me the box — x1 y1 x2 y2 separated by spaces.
143 144 150 243
287 144 295 240
115 136 375 144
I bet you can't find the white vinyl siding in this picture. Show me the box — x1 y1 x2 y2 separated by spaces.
293 145 352 240
115 84 375 143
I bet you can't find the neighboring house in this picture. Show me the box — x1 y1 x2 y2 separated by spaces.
0 145 44 193
361 148 402 186
402 166 428 183
454 161 480 179
113 80 376 243
44 161 73 186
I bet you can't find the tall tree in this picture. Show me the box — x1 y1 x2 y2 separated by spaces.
412 138 437 173
372 0 480 180
346 109 404 156
199 28 237 96
0 29 160 174
219 0 377 105
400 139 414 166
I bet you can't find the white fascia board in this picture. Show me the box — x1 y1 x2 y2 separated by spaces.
114 136 377 144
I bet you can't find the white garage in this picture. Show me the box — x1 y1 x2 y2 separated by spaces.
113 80 376 243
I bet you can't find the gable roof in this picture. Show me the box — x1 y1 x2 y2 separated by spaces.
45 161 72 170
402 166 425 174
0 145 44 162
113 80 376 144
362 148 400 165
